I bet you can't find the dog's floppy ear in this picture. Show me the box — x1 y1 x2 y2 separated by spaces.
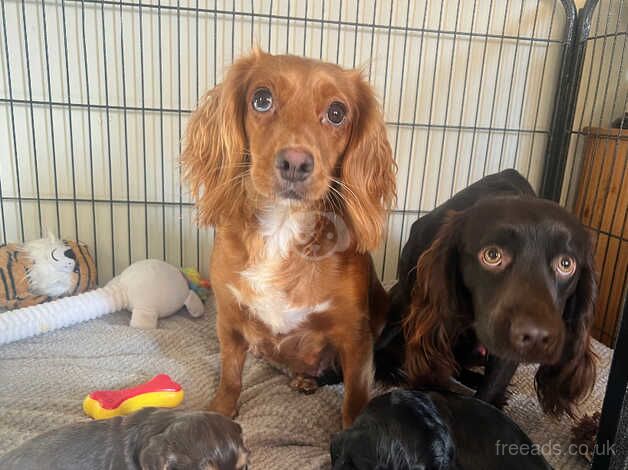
138 434 174 470
403 212 464 386
181 51 260 226
340 72 396 252
330 430 367 470
535 239 597 417
329 431 347 468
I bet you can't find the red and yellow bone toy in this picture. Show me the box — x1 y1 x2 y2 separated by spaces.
83 374 184 420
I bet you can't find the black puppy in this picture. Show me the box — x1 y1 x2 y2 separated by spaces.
375 169 596 416
331 389 553 470
0 407 248 470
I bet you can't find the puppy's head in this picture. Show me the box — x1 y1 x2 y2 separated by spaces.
137 409 248 470
181 49 396 251
330 390 455 470
403 196 597 416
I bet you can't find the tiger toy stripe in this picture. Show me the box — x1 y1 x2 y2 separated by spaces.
0 236 97 310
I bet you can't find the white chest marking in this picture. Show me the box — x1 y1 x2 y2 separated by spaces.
227 205 332 335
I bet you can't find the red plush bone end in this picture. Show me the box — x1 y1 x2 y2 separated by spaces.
88 374 182 410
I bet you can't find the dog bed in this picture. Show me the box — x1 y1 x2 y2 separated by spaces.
0 300 610 469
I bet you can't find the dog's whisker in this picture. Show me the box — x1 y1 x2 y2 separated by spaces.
331 177 361 205
329 180 359 214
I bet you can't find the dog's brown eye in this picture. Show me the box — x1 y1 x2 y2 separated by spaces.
252 88 273 112
553 255 576 277
326 101 346 125
479 246 504 268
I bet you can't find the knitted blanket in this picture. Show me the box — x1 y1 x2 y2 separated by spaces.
0 302 610 469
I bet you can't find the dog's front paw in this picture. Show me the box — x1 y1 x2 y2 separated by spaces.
289 375 319 395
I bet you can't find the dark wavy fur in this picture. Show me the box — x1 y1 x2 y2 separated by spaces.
331 389 553 470
0 407 248 470
375 169 597 417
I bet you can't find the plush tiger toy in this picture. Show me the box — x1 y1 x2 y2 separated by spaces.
0 235 97 310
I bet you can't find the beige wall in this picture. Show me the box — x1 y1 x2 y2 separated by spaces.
0 0 575 283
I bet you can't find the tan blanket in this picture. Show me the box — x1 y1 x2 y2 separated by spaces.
0 301 610 469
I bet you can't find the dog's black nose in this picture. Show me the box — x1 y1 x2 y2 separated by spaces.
509 317 553 354
275 148 314 182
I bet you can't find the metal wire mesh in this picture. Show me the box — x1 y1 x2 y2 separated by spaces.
561 0 627 346
0 0 572 287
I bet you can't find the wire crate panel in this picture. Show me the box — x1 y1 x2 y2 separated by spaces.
1 0 570 284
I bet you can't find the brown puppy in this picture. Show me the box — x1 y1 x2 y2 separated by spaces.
181 49 396 427
0 407 248 470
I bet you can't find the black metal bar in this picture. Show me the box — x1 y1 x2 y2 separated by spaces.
366 0 376 81
0 165 4 243
540 0 591 201
118 0 132 266
60 0 79 242
0 128 4 240
591 294 628 470
449 0 479 196
512 0 543 172
497 0 526 171
523 1 560 182
464 0 495 187
351 0 359 69
195 0 201 270
65 0 565 46
194 0 200 271
335 0 341 63
231 0 235 60
565 1 626 202
285 0 290 54
598 207 628 343
433 0 460 200
319 0 324 59
158 0 165 261
302 0 307 56
40 0 61 237
564 2 603 204
587 31 628 41
594 107 628 350
588 3 627 337
481 0 510 177
80 0 98 269
249 0 254 47
579 2 617 230
398 0 439 268
381 0 413 277
214 0 219 250
177 0 183 268
100 0 115 278
421 0 447 204
139 0 148 260
0 97 554 136
0 196 429 217
21 0 43 236
1 0 25 242
268 0 273 51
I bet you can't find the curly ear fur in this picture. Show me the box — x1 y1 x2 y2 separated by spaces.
403 213 463 386
341 73 396 252
181 52 261 226
535 242 597 417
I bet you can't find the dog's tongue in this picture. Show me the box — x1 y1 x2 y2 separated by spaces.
476 344 488 358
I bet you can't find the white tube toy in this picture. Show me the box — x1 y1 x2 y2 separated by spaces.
0 259 205 345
